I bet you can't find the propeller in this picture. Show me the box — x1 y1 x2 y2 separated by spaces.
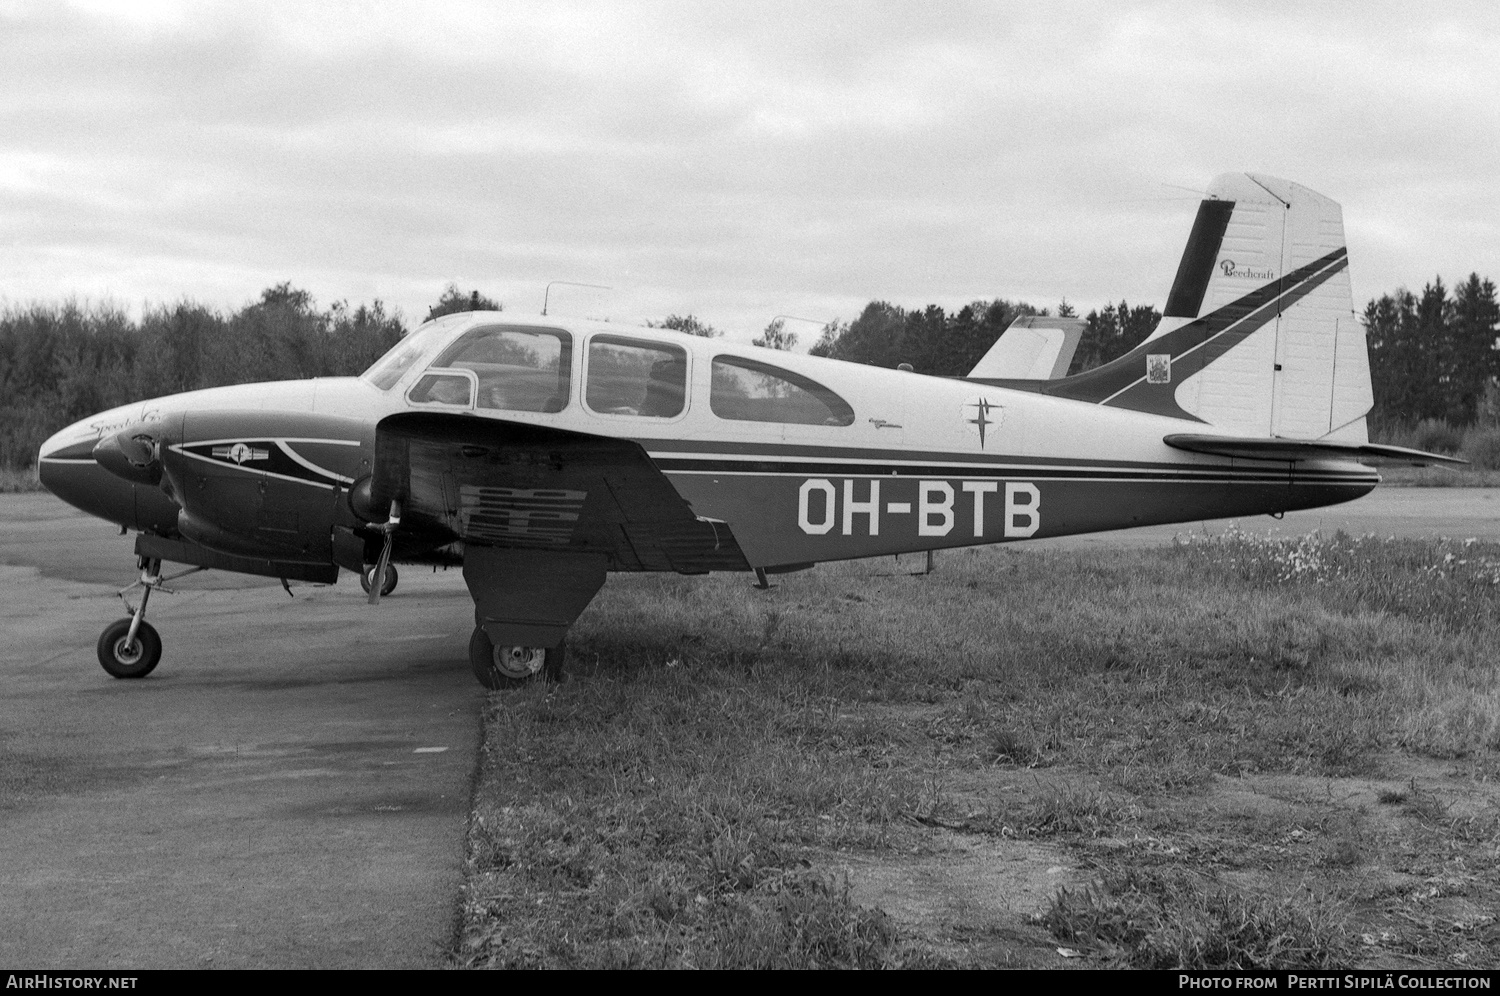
93 428 163 485
367 499 401 606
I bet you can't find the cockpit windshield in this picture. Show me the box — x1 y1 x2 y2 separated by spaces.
360 323 452 391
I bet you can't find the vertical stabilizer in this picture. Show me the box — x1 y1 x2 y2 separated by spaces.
1012 173 1372 443
1162 174 1371 439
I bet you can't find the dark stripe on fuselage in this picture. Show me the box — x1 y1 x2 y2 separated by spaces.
638 439 1377 484
653 456 1373 484
1163 199 1236 318
637 437 1357 470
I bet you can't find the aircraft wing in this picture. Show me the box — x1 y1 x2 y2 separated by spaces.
369 412 749 573
1163 433 1467 466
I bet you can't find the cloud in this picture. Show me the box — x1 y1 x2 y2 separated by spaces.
1 0 1496 338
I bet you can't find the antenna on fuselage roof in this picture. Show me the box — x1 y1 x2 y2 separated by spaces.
542 281 611 316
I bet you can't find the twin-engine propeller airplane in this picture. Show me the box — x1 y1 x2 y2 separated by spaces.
39 173 1458 689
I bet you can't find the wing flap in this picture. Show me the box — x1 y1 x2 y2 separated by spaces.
372 412 749 573
1163 433 1467 466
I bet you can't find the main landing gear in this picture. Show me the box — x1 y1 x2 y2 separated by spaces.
97 557 204 679
467 626 565 690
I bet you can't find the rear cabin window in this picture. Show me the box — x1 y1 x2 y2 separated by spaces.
709 357 855 426
430 325 572 413
585 336 688 418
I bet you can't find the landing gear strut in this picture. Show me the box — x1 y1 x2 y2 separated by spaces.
468 626 564 690
97 557 204 679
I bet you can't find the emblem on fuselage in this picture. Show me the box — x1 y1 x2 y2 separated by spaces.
966 398 1001 448
1146 354 1171 385
212 442 270 465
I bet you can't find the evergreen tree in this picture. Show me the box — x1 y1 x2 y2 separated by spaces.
426 284 502 321
1447 273 1500 423
802 298 1040 375
1069 301 1160 374
1365 289 1418 424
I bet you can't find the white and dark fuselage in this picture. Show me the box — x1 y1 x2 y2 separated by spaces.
39 173 1412 687
38 311 1376 575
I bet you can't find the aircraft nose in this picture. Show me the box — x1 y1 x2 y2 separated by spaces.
37 420 103 488
37 414 167 529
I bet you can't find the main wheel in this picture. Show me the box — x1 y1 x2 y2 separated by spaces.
97 618 162 679
468 626 564 690
359 563 398 596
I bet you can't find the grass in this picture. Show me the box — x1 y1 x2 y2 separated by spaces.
459 533 1500 969
1042 868 1347 970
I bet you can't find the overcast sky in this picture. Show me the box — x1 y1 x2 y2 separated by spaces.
2 0 1496 345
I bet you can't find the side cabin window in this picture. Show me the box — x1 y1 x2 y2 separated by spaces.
427 325 572 413
709 356 855 426
408 370 476 408
585 336 688 418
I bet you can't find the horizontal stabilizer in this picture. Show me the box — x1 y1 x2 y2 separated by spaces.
1163 433 1467 466
967 316 1085 379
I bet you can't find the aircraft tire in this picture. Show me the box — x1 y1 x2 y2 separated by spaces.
359 563 398 597
468 626 564 689
97 618 162 679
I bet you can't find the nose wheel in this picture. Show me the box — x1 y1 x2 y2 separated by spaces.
96 557 204 679
468 626 564 689
359 562 399 597
98 618 162 678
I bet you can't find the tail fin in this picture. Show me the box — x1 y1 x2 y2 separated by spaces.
1012 173 1374 441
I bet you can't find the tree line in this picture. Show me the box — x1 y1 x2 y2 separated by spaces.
2 274 1496 472
1 284 407 468
804 276 1500 437
805 296 1162 377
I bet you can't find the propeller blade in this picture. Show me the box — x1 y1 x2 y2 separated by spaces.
367 533 393 605
367 499 401 606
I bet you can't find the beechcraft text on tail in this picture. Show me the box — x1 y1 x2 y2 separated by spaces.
37 173 1461 688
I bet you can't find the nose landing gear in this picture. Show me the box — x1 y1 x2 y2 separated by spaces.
97 617 162 679
359 562 399 597
97 557 205 679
